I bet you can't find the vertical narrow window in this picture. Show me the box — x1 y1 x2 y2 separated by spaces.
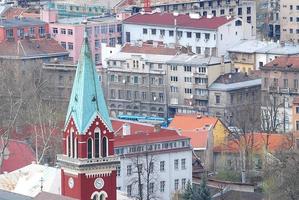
95 132 100 158
67 136 70 157
74 137 78 158
102 137 108 157
87 138 93 159
70 131 74 158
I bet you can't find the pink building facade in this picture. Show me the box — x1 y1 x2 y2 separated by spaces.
41 9 122 65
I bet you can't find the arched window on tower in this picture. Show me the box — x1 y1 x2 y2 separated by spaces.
102 137 108 157
67 135 70 157
92 194 98 200
95 131 100 158
100 194 106 200
87 138 93 159
70 129 74 158
74 137 78 158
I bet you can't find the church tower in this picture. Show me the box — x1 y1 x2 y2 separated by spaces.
57 30 119 200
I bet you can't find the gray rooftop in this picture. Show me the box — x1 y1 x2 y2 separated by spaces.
166 54 231 66
0 189 32 200
57 16 119 25
0 18 46 28
209 73 261 91
228 39 299 55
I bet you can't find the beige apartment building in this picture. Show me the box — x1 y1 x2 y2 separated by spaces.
280 0 299 43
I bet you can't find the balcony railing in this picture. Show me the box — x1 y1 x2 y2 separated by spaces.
57 154 120 166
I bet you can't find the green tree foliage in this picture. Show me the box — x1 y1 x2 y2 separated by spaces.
198 175 211 200
182 181 193 200
182 176 211 200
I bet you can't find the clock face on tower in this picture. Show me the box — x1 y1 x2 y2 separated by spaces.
94 178 104 189
68 177 74 189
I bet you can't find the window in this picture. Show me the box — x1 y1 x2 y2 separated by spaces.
61 28 66 34
87 138 92 158
160 161 165 171
170 65 177 71
170 86 178 93
137 164 143 173
116 165 120 176
6 29 13 38
151 29 156 35
186 32 192 38
171 76 178 82
284 79 288 88
247 16 251 23
181 178 186 189
160 29 165 36
142 92 147 100
290 29 293 34
204 33 210 40
68 42 73 50
296 107 299 114
95 132 100 157
174 159 179 170
177 31 183 38
196 47 201 54
127 185 132 196
216 95 221 104
39 26 45 35
247 7 251 14
143 28 147 34
184 88 192 94
296 121 299 131
220 9 225 15
181 158 186 169
195 32 201 39
184 66 192 72
109 25 115 33
294 79 298 88
149 183 154 194
169 30 174 37
238 7 242 15
174 179 179 190
184 77 192 83
127 165 132 175
290 17 293 22
17 28 24 37
61 42 66 49
160 181 165 192
95 39 100 48
149 162 154 173
53 27 58 34
134 76 139 84
67 29 73 35
259 62 264 67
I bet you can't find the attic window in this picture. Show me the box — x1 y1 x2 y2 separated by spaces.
92 96 96 102
75 95 78 102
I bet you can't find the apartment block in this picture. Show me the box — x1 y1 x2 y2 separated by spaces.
123 12 254 57
280 0 299 43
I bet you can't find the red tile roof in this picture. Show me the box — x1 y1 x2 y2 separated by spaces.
0 38 68 58
1 140 35 173
169 114 218 149
124 13 233 30
34 192 78 200
169 114 218 130
213 133 293 153
263 56 299 69
112 119 189 147
121 42 179 55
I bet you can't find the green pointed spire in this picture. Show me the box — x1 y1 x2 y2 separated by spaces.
65 30 113 134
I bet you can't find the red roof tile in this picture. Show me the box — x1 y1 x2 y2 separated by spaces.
1 140 35 173
0 38 68 58
169 114 218 130
121 42 179 55
112 119 189 147
263 56 299 69
124 13 233 30
169 114 217 149
213 133 293 153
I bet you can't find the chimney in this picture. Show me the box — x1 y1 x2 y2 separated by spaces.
154 124 161 132
122 123 131 136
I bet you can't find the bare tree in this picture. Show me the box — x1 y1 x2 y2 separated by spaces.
225 103 261 183
261 93 284 134
128 149 159 200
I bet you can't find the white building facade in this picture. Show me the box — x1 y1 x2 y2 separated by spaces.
114 122 193 200
123 12 254 57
